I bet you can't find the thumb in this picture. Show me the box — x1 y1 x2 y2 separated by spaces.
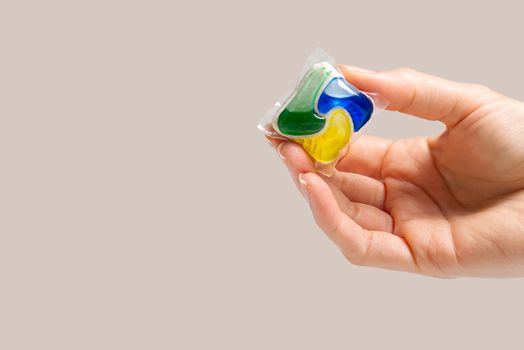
338 65 499 129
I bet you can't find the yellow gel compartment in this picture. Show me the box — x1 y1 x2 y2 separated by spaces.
295 108 352 164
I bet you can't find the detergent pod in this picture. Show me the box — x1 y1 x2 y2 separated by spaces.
258 48 388 176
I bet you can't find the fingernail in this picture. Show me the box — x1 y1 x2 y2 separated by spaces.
338 64 375 74
298 173 310 203
277 142 287 160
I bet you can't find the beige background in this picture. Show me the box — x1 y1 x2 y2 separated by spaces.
1 0 524 349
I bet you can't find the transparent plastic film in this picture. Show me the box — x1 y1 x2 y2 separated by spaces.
258 48 388 176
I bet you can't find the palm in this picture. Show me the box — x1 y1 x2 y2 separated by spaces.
377 136 522 277
378 99 524 276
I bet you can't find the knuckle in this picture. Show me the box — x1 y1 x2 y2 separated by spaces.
466 83 493 97
341 249 365 266
395 67 418 79
466 84 497 101
339 229 371 267
329 217 345 240
349 203 361 222
335 172 347 191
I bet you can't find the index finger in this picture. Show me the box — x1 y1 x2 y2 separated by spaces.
338 66 495 129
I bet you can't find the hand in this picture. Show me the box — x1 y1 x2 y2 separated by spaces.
269 66 524 277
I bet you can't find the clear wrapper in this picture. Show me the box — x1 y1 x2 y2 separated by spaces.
258 48 388 176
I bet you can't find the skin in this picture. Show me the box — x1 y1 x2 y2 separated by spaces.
268 66 524 278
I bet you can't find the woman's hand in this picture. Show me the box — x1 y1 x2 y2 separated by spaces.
269 66 524 277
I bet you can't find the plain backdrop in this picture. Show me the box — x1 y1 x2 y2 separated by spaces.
1 0 524 349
